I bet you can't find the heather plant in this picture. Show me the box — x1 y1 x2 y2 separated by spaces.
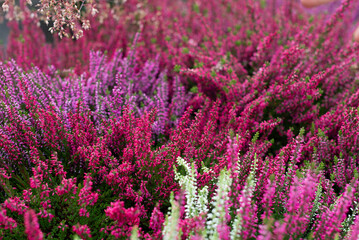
3 1 129 73
164 157 233 239
0 0 325 72
0 55 244 238
162 152 358 239
3 0 359 238
0 46 191 238
0 42 190 133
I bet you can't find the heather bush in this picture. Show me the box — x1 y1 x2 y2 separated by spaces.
2 0 359 239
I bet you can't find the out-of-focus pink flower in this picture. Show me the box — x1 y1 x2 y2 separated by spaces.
24 209 43 240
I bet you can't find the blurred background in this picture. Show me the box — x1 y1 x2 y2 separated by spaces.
0 0 348 49
0 21 9 47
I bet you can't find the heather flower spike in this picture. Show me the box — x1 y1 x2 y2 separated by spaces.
24 209 43 240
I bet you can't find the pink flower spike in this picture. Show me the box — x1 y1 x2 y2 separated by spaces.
24 209 43 240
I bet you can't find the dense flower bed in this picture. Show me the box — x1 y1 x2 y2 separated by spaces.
2 0 359 239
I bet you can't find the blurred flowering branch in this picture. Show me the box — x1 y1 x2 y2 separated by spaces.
1 0 99 39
